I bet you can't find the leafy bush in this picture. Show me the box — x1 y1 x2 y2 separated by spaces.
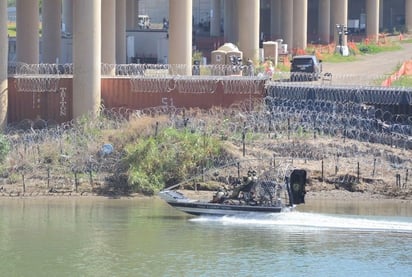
358 44 371 53
125 127 223 195
0 134 10 163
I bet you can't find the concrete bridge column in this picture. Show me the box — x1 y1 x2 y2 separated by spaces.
224 0 238 44
366 0 379 42
62 0 73 34
224 0 234 42
293 0 307 50
210 0 221 37
270 0 281 40
332 0 348 49
232 0 239 45
169 0 192 75
16 0 39 63
126 0 136 29
329 0 335 38
135 0 139 22
0 0 7 129
379 0 383 30
281 0 294 51
238 0 259 62
318 0 330 44
116 0 127 64
406 0 412 33
102 0 116 74
42 0 61 63
73 0 101 118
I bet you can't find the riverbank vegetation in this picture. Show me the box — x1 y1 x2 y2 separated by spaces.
0 102 411 199
125 126 224 194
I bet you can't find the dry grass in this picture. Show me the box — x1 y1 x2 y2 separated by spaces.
1 108 411 200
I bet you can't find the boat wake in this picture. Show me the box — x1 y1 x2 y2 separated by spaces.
190 212 412 233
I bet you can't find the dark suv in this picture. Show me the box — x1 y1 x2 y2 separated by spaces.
290 55 322 81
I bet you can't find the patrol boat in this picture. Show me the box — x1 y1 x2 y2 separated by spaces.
159 169 306 217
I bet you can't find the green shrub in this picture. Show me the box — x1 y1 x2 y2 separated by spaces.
125 127 223 195
0 134 10 163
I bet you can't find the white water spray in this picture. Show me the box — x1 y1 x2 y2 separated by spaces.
191 212 412 233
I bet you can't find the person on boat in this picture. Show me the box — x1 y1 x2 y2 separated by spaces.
230 169 257 201
211 187 227 203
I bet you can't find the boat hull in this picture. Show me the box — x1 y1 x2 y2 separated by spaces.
168 201 285 216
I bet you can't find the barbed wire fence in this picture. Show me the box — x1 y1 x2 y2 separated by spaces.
11 63 71 93
8 61 412 85
3 62 412 196
1 96 411 197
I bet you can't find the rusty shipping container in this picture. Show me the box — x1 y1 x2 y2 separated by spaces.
8 77 73 126
7 77 266 125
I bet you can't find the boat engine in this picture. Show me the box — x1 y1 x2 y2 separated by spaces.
287 169 307 205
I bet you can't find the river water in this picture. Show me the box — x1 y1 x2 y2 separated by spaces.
0 197 411 277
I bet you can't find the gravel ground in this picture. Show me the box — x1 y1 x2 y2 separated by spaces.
321 37 412 86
